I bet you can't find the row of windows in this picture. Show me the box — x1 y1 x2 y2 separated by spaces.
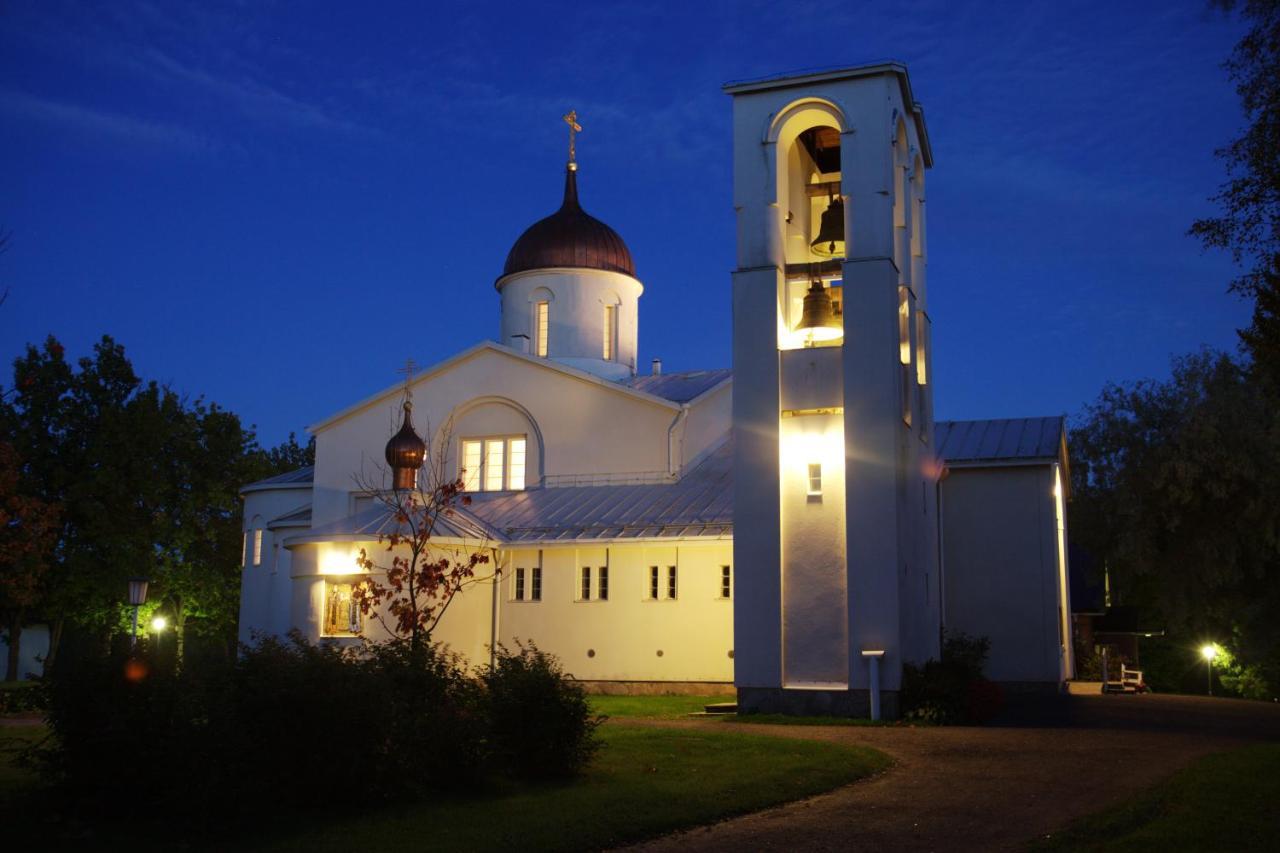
461 436 527 492
531 300 620 362
513 565 732 602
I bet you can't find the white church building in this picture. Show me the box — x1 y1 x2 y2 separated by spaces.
238 64 1074 718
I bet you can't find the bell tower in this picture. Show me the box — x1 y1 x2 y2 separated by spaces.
727 64 939 718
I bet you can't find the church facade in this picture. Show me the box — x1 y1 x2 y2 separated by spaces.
238 64 1075 716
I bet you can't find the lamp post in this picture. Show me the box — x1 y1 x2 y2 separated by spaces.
1200 644 1218 696
127 578 149 649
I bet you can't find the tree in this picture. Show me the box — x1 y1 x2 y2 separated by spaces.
351 410 493 651
0 442 60 681
1070 350 1280 693
1192 1 1280 367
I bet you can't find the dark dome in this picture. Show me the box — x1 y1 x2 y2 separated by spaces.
385 401 425 489
501 167 635 279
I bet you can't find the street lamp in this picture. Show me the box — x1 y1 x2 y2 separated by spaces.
127 578 149 649
1200 644 1219 696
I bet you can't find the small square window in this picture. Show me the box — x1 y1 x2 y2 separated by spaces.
808 463 822 497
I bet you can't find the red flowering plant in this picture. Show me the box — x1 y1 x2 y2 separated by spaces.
349 419 494 651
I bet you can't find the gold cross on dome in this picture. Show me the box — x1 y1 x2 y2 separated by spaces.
563 110 582 165
397 358 418 397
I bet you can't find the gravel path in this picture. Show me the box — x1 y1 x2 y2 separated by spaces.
624 692 1280 852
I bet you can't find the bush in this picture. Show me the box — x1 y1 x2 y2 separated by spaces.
0 680 48 714
484 641 603 780
38 634 597 827
901 632 1002 725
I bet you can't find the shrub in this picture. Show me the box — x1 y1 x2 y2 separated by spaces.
483 641 603 780
0 680 48 714
901 632 1002 725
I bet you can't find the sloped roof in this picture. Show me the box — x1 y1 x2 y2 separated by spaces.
625 369 731 404
242 465 315 494
935 417 1066 466
285 500 495 547
464 437 733 543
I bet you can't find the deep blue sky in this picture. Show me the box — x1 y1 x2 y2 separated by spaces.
0 1 1251 445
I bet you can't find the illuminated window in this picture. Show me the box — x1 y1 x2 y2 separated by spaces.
514 567 526 601
902 364 913 427
915 312 929 386
667 566 678 600
599 566 609 601
580 566 591 601
531 566 542 601
322 581 361 637
649 566 659 600
253 529 263 566
603 304 616 360
460 436 528 492
241 532 248 567
898 286 912 365
535 301 549 357
808 463 822 497
484 440 505 492
721 565 732 599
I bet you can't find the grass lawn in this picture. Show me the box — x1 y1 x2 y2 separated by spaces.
1033 743 1280 852
0 725 47 801
726 713 891 727
588 693 725 719
247 724 889 852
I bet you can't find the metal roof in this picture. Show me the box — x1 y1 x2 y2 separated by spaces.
286 500 495 547
464 437 733 543
624 369 731 404
935 417 1066 466
242 465 315 493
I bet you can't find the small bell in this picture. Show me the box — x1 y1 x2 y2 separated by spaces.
796 281 843 342
810 195 845 258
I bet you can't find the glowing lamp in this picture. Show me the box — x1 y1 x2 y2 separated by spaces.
1200 644 1218 661
796 281 843 342
151 615 168 632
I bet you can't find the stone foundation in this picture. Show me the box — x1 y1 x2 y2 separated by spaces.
737 686 900 720
576 680 736 696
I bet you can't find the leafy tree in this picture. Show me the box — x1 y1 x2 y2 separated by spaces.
1069 350 1280 693
0 442 60 681
1192 1 1280 368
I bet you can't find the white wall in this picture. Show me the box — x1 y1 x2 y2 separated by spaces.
941 465 1069 684
497 268 643 380
238 486 312 646
1 623 49 680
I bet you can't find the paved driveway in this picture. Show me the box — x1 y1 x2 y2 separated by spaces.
626 693 1280 852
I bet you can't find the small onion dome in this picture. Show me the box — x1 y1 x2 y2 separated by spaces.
385 401 426 490
501 167 635 280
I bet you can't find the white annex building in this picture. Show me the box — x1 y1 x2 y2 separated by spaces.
239 64 1075 717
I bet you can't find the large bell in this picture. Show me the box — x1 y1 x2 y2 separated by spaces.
796 281 843 342
810 196 845 258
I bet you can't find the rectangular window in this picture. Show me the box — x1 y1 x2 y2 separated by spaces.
721 565 732 599
241 532 248 567
531 566 542 601
602 304 616 360
915 312 929 386
485 439 505 492
322 581 361 637
253 529 263 566
649 566 659 600
580 566 591 601
667 566 678 600
535 301 549 357
508 438 527 491
462 440 483 492
514 567 526 601
462 436 528 492
902 364 913 427
898 286 911 365
808 463 822 497
599 566 609 601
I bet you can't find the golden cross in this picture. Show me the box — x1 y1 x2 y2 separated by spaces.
397 358 418 398
563 110 582 165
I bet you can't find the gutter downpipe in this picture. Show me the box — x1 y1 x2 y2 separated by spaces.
489 547 503 670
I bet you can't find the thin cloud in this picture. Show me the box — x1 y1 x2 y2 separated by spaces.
0 90 218 153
